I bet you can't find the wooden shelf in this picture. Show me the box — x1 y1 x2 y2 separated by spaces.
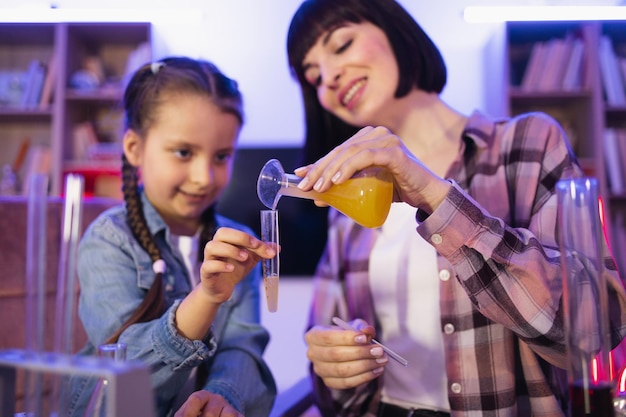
0 22 150 197
488 20 626 276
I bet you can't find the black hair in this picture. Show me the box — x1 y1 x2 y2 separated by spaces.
286 0 447 163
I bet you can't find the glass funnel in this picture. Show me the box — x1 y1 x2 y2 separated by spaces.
256 159 393 228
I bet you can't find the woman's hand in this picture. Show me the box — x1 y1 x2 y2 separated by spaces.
200 227 276 304
295 126 451 214
174 390 243 417
305 319 388 390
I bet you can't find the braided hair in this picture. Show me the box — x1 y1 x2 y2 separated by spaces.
106 57 244 343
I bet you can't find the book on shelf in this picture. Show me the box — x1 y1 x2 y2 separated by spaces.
536 36 573 92
521 41 548 91
617 57 626 98
562 38 585 91
603 128 626 195
38 53 57 108
20 145 51 196
599 36 626 106
72 121 99 161
20 59 46 108
608 209 626 277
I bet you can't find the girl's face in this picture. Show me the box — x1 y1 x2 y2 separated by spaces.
301 22 399 127
124 93 240 236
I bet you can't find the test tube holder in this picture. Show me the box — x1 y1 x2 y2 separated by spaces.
0 349 156 417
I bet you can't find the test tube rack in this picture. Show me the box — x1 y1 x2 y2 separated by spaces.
0 348 156 417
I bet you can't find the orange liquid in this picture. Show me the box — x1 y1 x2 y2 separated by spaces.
277 172 393 228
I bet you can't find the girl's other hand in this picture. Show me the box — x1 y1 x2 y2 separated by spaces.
174 390 243 417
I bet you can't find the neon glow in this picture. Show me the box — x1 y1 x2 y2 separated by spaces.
464 6 626 23
0 8 204 23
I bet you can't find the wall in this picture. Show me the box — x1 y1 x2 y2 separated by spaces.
260 277 314 392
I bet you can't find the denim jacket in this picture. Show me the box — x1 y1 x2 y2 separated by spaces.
68 192 276 417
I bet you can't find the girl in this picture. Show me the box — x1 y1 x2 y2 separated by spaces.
69 57 276 417
286 1 626 416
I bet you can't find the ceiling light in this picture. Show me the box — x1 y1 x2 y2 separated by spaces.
0 8 204 24
463 5 626 23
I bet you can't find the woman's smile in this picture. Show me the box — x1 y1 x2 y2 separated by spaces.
340 77 367 109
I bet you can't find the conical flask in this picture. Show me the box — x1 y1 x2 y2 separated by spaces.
257 159 393 228
83 343 127 417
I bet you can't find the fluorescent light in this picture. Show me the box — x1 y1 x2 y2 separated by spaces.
0 8 204 24
464 6 626 23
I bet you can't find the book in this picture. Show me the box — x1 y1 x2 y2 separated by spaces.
39 53 57 108
20 145 52 196
20 59 43 108
603 128 625 194
537 36 573 92
72 121 99 161
521 41 548 91
27 63 46 107
562 38 585 91
615 128 626 192
599 36 626 106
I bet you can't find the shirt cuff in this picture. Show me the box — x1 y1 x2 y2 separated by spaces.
151 299 218 371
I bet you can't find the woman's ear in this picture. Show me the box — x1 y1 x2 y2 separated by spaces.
123 129 142 167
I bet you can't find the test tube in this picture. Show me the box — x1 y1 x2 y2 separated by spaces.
260 210 279 312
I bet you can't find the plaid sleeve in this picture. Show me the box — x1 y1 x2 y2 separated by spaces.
417 112 626 368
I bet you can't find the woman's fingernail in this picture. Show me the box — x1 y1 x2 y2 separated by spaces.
355 335 367 344
372 366 384 375
370 346 383 357
294 166 306 173
313 177 324 192
376 356 388 364
297 177 309 190
331 171 341 183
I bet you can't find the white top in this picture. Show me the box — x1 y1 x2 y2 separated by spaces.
369 202 449 411
171 231 201 288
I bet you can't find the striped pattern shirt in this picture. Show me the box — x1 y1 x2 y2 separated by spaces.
307 110 626 417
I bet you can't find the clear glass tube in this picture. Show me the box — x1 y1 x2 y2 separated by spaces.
557 178 614 417
82 343 127 417
24 173 48 417
260 209 279 312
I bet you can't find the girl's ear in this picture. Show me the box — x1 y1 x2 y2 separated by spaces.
123 129 143 167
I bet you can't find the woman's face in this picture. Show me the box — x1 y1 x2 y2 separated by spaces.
302 22 400 127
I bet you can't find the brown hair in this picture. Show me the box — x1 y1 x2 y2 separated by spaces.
106 57 244 343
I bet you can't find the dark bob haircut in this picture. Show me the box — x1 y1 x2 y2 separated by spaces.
286 0 447 163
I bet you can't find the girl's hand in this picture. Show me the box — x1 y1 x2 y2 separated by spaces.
305 318 388 390
200 227 276 304
174 390 243 417
295 126 451 214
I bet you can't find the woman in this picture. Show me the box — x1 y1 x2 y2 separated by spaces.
286 1 626 416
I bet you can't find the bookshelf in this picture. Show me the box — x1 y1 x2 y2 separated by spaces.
0 22 151 197
485 20 626 276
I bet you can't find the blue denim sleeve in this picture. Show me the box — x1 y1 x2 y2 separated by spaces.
75 212 216 416
201 263 277 416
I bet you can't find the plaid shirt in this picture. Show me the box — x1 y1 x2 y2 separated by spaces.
307 110 626 417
